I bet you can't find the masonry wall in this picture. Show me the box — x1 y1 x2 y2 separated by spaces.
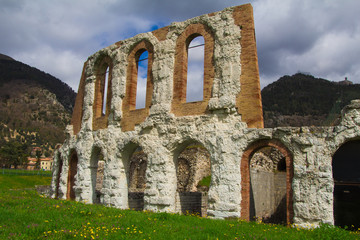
51 3 360 228
70 4 263 135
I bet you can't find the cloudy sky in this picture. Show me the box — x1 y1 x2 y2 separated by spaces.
1 0 359 93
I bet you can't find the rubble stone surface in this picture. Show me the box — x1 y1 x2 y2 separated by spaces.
50 4 360 228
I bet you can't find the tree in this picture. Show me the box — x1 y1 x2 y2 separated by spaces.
0 141 29 169
35 149 41 170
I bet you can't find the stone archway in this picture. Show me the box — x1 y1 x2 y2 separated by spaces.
90 147 105 204
66 150 78 200
241 139 293 224
54 152 63 199
128 146 148 210
174 142 211 216
332 140 360 229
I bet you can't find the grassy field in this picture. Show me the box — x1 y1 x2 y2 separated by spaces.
0 174 359 239
0 168 52 177
0 175 52 190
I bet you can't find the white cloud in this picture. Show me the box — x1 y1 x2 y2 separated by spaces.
1 0 359 95
280 29 360 82
253 0 360 86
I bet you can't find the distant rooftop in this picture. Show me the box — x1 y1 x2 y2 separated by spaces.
338 77 353 85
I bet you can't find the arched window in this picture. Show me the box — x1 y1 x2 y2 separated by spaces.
93 56 112 130
172 24 214 116
122 40 154 131
186 36 204 102
136 51 148 109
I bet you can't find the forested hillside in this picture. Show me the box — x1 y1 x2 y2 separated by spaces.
0 54 76 167
0 54 75 111
261 73 360 127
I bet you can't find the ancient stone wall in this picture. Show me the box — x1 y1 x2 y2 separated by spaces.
50 3 360 228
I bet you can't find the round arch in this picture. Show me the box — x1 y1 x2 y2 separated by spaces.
171 23 215 116
172 138 212 216
89 146 106 204
240 139 294 224
121 39 154 131
332 139 360 229
120 140 148 210
92 54 114 130
66 149 79 200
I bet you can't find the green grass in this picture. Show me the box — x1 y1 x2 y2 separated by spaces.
198 175 211 188
0 175 52 190
0 176 359 239
0 168 52 177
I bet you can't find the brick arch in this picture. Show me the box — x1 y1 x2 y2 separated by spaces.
122 40 154 131
71 61 88 135
240 139 294 224
67 149 79 200
171 23 215 116
92 55 113 130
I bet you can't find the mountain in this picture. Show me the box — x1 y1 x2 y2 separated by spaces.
0 55 75 111
0 54 76 158
261 73 360 128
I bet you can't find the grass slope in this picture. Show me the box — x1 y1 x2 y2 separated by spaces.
0 174 359 239
0 175 51 190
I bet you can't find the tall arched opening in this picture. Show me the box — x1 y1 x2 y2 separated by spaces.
122 40 154 131
54 152 63 199
123 145 147 210
174 142 211 216
241 140 293 224
90 147 105 204
93 55 113 130
332 140 360 229
66 150 78 200
171 23 214 117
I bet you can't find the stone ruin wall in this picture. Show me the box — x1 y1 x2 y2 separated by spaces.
50 4 360 228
